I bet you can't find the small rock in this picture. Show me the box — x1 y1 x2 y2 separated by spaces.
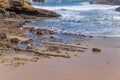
50 36 55 39
36 30 44 35
24 20 32 23
29 27 35 33
10 38 19 44
92 48 101 52
0 33 7 40
22 39 33 44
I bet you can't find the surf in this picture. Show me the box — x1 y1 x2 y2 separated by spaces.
28 1 120 37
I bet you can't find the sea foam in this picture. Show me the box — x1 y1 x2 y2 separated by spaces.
31 2 120 37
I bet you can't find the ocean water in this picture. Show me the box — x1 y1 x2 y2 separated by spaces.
28 0 120 37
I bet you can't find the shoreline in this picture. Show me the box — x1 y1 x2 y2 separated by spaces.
0 21 119 66
0 15 120 80
0 28 120 80
0 0 120 80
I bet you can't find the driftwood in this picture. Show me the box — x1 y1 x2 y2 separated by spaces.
13 48 70 58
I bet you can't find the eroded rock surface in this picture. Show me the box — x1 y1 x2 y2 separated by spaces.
0 0 60 19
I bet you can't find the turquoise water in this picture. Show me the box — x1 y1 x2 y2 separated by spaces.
30 0 88 6
28 0 120 37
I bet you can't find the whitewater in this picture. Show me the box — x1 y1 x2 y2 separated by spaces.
28 0 120 37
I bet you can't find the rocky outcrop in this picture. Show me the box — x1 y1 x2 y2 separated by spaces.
90 0 120 5
90 0 120 12
7 7 60 17
0 0 60 19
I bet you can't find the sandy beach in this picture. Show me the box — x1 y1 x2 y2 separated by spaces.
0 43 120 80
0 0 120 80
0 29 120 80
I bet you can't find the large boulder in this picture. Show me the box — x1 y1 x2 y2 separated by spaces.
6 0 60 17
0 0 60 19
90 0 120 5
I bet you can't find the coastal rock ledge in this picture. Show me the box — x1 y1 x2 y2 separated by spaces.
90 0 120 12
90 0 120 5
0 0 60 19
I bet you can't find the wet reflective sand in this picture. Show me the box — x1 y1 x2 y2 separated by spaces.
0 41 120 80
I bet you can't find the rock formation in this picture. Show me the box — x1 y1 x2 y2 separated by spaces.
0 0 60 19
90 0 120 12
90 0 120 5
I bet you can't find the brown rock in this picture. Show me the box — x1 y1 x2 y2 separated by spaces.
3 12 19 18
6 1 60 17
92 48 101 52
0 33 7 40
36 30 44 35
29 27 36 33
0 13 4 19
50 36 55 39
0 0 60 20
19 14 36 19
22 39 33 44
9 0 24 7
10 38 19 44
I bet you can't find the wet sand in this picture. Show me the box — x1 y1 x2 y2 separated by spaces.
0 36 120 80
